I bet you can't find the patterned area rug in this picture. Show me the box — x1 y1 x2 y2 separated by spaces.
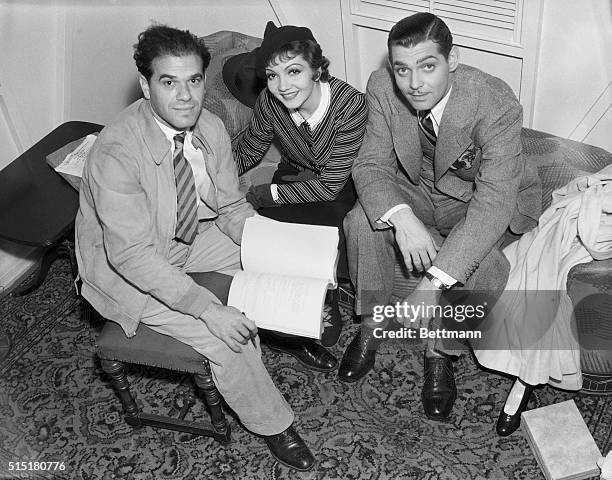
0 259 610 480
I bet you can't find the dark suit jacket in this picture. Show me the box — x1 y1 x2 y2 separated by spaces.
353 64 542 284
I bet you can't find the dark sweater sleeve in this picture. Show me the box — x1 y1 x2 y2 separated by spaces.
233 90 276 175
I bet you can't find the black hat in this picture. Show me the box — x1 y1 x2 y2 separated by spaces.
254 21 316 76
221 22 278 109
222 48 266 109
222 21 317 109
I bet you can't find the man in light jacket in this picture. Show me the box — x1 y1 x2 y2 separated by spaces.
75 24 314 471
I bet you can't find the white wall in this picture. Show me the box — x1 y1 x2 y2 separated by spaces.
533 0 612 152
64 0 347 125
0 2 64 159
0 0 348 146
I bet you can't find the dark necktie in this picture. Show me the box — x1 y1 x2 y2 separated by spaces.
418 110 437 146
173 133 198 244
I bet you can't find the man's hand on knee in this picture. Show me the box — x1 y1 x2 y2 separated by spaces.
389 208 439 272
200 303 258 353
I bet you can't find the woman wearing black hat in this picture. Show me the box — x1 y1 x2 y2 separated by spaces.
224 22 367 366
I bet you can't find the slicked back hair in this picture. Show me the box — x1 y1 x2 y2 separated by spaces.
388 13 453 60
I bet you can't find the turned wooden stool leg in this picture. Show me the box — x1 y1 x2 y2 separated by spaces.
100 359 141 427
194 361 230 441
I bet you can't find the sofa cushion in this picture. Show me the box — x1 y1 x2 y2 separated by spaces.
200 31 262 144
203 46 255 143
200 30 281 191
521 128 612 209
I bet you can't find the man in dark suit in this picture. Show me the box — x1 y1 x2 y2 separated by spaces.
338 12 542 420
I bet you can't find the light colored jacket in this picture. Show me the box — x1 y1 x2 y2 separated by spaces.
354 65 542 283
76 99 253 337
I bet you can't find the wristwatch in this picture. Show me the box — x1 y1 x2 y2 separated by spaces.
425 271 449 290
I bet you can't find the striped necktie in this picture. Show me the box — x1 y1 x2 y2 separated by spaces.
418 110 437 146
173 133 198 244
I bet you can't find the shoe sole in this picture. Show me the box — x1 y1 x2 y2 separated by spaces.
423 412 452 421
267 345 337 372
268 452 316 472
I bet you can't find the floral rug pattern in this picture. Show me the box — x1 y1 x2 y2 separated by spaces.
0 260 609 480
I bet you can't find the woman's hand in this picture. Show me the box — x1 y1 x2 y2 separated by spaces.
245 183 278 209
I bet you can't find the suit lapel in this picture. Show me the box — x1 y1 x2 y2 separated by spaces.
434 68 476 183
389 88 422 184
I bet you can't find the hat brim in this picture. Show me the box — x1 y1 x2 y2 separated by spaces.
222 51 266 110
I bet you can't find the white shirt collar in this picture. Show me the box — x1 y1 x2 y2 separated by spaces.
290 80 330 130
421 86 452 134
154 117 192 146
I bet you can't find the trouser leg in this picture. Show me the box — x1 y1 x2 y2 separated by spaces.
141 223 294 436
182 222 243 275
431 234 512 356
141 308 294 435
346 174 440 324
343 201 398 318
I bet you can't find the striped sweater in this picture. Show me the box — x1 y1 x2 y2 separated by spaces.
234 76 367 204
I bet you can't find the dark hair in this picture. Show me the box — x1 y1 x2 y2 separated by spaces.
133 24 211 80
387 13 453 59
266 40 330 82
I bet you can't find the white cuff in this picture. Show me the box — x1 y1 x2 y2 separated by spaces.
377 204 412 226
270 183 279 201
427 266 457 288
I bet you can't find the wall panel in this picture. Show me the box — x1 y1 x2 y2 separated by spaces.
341 0 543 125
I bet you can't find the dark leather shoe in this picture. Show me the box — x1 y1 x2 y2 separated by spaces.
496 385 533 436
321 289 342 347
264 426 315 471
265 335 337 372
338 327 380 383
422 353 457 420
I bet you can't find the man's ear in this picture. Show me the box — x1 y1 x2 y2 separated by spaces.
139 74 150 99
448 45 459 72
